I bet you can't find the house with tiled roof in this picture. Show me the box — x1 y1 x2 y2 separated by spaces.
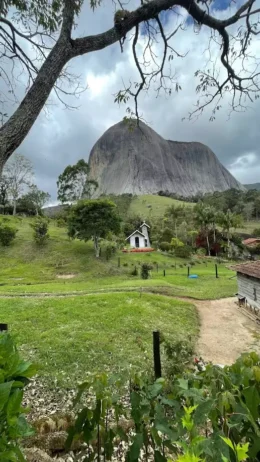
242 238 260 247
231 261 260 310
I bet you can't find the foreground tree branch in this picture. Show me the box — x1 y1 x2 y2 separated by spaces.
0 0 260 170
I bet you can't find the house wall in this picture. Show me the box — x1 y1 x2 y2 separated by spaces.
130 234 146 248
141 225 150 247
237 273 260 309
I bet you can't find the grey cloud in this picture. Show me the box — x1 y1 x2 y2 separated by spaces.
3 0 260 201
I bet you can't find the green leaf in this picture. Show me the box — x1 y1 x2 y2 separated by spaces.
7 389 23 420
0 381 13 411
221 437 234 452
236 442 249 462
243 385 260 420
128 433 143 462
154 450 167 462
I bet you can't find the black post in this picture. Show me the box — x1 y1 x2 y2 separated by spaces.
118 257 120 268
163 269 166 277
188 266 190 277
153 331 162 379
215 264 218 279
0 324 8 331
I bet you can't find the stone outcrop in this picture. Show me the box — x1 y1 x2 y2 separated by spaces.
88 120 244 197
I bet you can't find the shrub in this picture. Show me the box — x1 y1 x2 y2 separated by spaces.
162 338 194 378
159 241 171 251
141 263 153 279
175 244 192 258
56 217 66 227
197 247 207 256
0 224 17 246
252 227 260 237
123 262 128 267
30 218 50 245
0 333 36 458
131 266 138 276
68 352 260 462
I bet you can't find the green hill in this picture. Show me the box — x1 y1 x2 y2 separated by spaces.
128 195 193 219
244 183 260 191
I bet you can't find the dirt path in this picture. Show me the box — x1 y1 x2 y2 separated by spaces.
189 297 260 365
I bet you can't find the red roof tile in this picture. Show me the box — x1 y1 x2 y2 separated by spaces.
231 260 260 279
243 238 260 246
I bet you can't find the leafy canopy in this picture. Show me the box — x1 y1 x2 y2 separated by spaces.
57 159 98 204
68 199 121 242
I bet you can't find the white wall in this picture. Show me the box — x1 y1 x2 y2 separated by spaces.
130 234 146 248
141 225 150 247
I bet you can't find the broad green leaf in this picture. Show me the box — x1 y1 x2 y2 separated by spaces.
236 442 249 462
221 437 234 452
155 450 167 462
0 381 13 411
253 366 260 382
243 385 260 420
128 433 143 462
7 389 23 420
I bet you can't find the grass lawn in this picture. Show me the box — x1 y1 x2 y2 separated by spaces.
0 216 237 298
2 292 198 386
128 194 193 219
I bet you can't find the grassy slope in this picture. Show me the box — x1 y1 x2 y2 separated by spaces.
2 292 198 385
128 194 193 219
0 217 236 299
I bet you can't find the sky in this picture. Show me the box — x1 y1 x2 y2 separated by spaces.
3 0 260 202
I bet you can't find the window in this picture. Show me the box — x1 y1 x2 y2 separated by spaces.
145 239 148 247
135 236 140 248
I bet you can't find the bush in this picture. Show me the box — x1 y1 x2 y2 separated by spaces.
175 244 192 258
197 247 207 256
162 338 194 378
159 241 171 251
68 352 260 462
0 224 17 246
30 218 50 245
131 266 138 276
252 227 260 237
56 217 66 227
0 333 36 458
141 263 153 279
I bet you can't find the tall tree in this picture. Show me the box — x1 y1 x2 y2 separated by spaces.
0 0 259 170
19 185 51 215
194 203 213 256
4 154 34 215
165 205 183 238
57 159 98 204
68 199 121 257
218 210 242 257
0 175 10 213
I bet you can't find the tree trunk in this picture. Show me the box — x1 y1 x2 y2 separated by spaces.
206 233 211 256
0 38 73 170
13 200 17 216
94 235 100 258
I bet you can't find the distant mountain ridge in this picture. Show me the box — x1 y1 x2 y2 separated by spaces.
244 183 260 191
88 121 245 198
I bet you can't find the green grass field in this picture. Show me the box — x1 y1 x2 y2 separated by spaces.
0 216 238 385
2 292 198 385
128 194 193 219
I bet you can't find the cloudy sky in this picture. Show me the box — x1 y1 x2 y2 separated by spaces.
4 0 260 202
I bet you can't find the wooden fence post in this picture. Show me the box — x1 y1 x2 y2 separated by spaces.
153 331 162 379
188 266 190 277
0 324 8 331
215 264 218 279
163 269 166 277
